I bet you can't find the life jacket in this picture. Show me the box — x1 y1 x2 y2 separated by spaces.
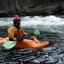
8 26 28 39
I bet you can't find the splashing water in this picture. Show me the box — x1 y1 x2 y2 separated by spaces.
0 15 64 34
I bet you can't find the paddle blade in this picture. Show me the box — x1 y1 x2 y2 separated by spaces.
34 29 40 36
3 41 16 49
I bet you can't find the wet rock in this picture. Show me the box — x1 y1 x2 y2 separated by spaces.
0 0 64 16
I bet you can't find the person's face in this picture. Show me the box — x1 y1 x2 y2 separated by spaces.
14 21 20 26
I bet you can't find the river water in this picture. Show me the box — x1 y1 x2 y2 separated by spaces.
0 15 64 64
0 15 64 36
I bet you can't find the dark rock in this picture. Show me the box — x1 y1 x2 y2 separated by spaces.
0 0 64 16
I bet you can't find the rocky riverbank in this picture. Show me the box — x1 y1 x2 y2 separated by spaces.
0 26 64 64
0 0 64 17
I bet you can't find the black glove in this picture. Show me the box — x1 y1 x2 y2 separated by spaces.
9 38 13 41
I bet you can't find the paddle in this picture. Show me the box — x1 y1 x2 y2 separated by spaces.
3 41 17 49
2 36 33 49
34 29 40 36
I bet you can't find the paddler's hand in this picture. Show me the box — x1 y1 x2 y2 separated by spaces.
6 37 9 41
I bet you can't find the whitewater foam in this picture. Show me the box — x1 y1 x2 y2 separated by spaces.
0 15 64 33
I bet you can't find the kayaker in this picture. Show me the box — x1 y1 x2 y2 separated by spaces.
7 16 49 49
8 16 28 41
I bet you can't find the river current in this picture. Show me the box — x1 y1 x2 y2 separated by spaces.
0 15 64 35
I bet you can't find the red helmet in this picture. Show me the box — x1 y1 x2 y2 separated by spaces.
13 16 21 22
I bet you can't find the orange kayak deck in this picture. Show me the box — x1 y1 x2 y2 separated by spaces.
14 39 49 49
0 37 49 49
